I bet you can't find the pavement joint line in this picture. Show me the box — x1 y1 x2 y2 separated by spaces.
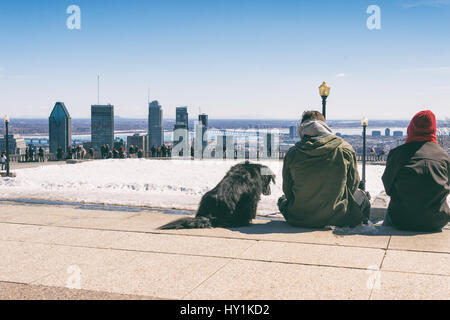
0 238 373 271
0 221 392 251
29 266 69 286
3 238 449 278
180 259 235 300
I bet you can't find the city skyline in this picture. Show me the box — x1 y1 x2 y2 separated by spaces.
0 1 450 120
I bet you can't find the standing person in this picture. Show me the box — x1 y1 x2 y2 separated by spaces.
25 147 30 162
167 145 172 158
278 111 371 228
382 110 449 232
129 145 135 158
157 146 162 158
161 144 167 158
30 146 35 162
89 147 94 160
105 145 110 158
100 145 106 159
151 145 156 158
137 149 143 158
119 146 125 159
1 152 6 171
38 147 45 162
369 147 376 160
81 146 87 159
56 146 63 161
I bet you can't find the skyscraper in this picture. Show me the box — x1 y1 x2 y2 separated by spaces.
198 113 208 151
194 113 209 158
49 102 71 153
289 125 299 139
173 107 189 156
91 104 114 152
148 100 164 149
174 107 189 130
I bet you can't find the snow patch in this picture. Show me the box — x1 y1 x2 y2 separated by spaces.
0 159 386 214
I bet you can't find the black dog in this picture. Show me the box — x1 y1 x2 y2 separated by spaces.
160 162 276 229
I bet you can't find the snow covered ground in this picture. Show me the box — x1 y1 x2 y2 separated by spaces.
0 159 388 214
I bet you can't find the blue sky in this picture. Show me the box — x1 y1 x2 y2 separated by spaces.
0 0 449 120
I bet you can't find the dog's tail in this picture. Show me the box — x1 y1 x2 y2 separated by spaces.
159 216 212 230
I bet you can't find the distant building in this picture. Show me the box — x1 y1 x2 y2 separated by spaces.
0 135 27 155
49 102 72 153
148 100 164 149
174 107 189 131
372 131 382 137
127 133 148 153
393 131 404 137
385 128 391 137
173 107 189 155
289 126 299 139
91 104 114 151
198 113 208 152
336 132 342 137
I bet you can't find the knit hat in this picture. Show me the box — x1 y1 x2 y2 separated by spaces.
405 110 437 144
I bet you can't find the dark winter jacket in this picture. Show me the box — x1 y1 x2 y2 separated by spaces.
382 141 450 231
281 134 365 228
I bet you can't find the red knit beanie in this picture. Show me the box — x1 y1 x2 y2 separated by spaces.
405 110 437 144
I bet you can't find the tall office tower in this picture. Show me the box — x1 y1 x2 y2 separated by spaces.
173 107 189 156
91 104 114 151
148 100 164 149
49 102 72 153
385 128 391 137
174 107 189 130
289 125 299 139
198 113 208 150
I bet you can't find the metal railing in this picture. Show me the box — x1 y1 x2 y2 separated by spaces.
356 154 387 162
5 151 387 163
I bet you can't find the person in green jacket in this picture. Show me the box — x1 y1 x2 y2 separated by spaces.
278 111 371 228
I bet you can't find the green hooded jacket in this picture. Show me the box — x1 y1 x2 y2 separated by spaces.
281 135 364 228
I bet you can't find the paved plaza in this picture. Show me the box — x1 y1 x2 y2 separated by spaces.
0 200 448 300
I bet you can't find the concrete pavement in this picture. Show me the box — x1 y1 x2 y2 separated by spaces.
0 201 448 300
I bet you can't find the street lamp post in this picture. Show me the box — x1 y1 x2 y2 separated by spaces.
3 115 10 177
361 117 369 191
319 82 331 119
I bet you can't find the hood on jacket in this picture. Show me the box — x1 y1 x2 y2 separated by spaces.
295 134 344 157
298 120 333 139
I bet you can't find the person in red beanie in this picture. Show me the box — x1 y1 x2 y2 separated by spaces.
382 110 449 231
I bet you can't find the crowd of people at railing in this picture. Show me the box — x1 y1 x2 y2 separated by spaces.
1 143 393 165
